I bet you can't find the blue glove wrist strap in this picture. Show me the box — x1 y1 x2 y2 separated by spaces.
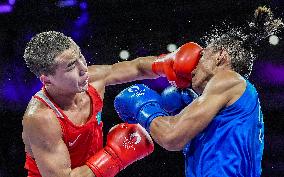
137 102 168 132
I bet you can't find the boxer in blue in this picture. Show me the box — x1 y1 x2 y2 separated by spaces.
114 6 283 176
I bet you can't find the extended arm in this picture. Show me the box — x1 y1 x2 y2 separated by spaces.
88 42 203 88
88 56 158 86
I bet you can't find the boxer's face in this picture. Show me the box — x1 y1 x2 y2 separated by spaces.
191 47 220 94
46 44 89 94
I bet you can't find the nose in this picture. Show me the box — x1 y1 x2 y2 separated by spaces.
79 61 88 77
79 70 86 77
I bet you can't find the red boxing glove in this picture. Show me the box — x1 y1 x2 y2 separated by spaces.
152 54 191 88
173 42 203 78
86 123 154 177
152 42 203 88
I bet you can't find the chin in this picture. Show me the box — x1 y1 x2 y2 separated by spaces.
195 89 202 95
191 82 197 91
191 83 202 95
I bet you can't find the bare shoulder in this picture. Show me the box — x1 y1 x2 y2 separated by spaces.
23 97 62 142
24 97 55 123
87 65 109 98
204 70 246 106
204 70 245 93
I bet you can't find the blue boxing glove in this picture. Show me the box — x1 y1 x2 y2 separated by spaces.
114 84 169 131
161 86 198 115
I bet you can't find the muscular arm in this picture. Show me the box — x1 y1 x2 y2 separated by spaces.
23 110 95 177
149 71 246 151
88 56 158 86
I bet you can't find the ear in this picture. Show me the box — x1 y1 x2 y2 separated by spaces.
216 48 229 66
39 75 52 85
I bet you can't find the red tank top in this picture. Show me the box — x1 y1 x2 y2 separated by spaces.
24 85 104 176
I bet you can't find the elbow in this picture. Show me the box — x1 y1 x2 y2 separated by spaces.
150 119 191 151
150 116 194 151
159 133 189 151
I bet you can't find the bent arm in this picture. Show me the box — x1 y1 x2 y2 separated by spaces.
150 92 226 151
149 71 245 151
88 56 158 86
23 112 95 177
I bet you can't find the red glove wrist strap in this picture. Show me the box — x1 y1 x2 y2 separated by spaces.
86 148 121 177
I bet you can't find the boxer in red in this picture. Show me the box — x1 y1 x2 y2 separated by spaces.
22 31 202 177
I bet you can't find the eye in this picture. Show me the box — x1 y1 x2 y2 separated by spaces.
67 61 76 71
68 66 75 71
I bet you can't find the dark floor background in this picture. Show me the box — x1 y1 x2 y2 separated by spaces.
0 0 284 176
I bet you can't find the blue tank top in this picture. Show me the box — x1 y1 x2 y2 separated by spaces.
183 80 264 177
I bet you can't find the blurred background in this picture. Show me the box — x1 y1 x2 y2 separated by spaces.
0 0 283 176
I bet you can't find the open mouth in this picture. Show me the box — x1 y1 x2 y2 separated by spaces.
80 76 89 86
81 80 88 85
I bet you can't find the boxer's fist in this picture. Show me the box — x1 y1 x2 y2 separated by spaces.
161 86 198 115
114 84 168 131
107 123 154 167
152 42 203 88
173 42 203 78
86 123 154 177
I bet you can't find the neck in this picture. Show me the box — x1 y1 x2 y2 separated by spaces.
44 85 83 110
199 67 231 95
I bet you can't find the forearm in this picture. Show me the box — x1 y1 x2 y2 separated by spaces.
135 56 159 79
70 165 95 177
149 115 184 151
90 56 159 86
149 107 200 151
39 164 95 177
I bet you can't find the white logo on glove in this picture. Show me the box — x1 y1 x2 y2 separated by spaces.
128 86 140 93
123 132 142 150
130 132 141 144
128 86 146 97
